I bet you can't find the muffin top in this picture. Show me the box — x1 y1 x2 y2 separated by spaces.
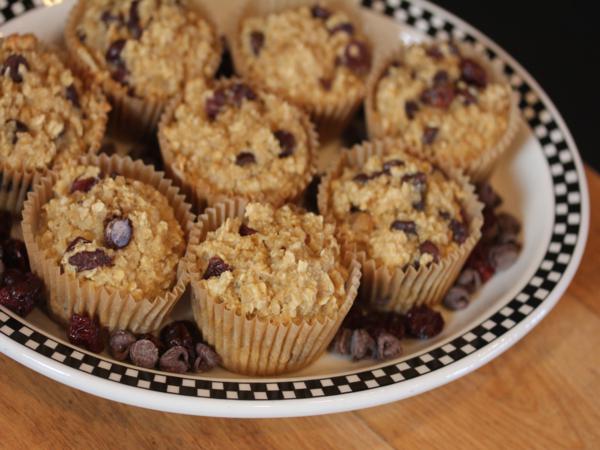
372 42 512 168
161 78 314 205
38 164 185 301
326 146 470 269
74 0 219 101
238 3 371 108
192 203 348 321
0 34 108 171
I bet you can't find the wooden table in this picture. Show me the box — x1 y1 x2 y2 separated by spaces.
1 167 598 450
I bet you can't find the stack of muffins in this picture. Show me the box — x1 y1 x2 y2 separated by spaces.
1 0 519 376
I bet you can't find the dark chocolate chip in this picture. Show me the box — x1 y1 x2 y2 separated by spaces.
496 213 521 242
68 249 113 272
374 331 402 360
450 219 468 244
350 329 375 361
194 343 221 372
106 39 127 64
404 100 419 120
250 31 265 56
129 339 159 368
2 54 29 83
419 240 440 263
349 204 361 213
330 328 352 355
311 4 331 19
109 330 136 361
460 57 487 88
104 217 133 249
488 242 520 271
65 84 80 108
65 236 91 253
456 267 482 294
239 223 257 236
274 129 296 158
422 126 439 145
477 182 502 209
353 173 370 184
329 22 354 35
443 286 470 310
2 239 29 272
70 177 98 194
202 256 231 280
342 40 371 75
235 152 256 166
420 83 455 109
205 88 228 121
159 345 190 373
390 220 417 235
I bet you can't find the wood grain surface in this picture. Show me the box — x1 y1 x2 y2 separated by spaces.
0 165 597 449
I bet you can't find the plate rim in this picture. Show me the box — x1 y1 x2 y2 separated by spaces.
0 0 590 418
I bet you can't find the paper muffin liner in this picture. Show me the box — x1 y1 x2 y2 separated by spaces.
158 78 318 212
365 41 520 183
64 0 222 139
185 197 361 375
227 0 372 130
21 153 195 333
318 138 483 313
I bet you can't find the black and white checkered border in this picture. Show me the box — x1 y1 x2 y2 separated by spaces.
0 0 583 401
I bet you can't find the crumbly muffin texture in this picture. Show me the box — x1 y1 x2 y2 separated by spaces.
373 42 511 168
193 203 348 321
38 165 185 301
162 79 312 203
0 34 108 171
75 0 218 101
328 149 470 269
239 4 371 107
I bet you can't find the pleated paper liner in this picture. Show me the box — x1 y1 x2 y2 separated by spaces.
21 154 196 333
365 41 520 183
318 138 484 313
186 197 361 375
64 0 222 139
157 78 319 212
226 0 373 132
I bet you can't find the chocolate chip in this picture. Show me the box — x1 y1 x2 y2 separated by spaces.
205 88 228 121
250 31 265 56
420 83 455 109
425 45 443 60
330 22 354 35
477 182 502 209
456 267 482 294
342 40 371 75
330 328 352 355
129 339 159 368
419 240 440 263
65 84 80 108
383 159 404 173
109 330 136 361
110 65 129 85
2 239 29 272
390 220 417 235
349 204 361 213
235 152 256 166
311 4 331 19
374 331 402 360
422 126 439 145
488 242 520 271
450 219 468 244
105 39 127 64
127 0 143 39
353 173 370 184
496 213 521 243
230 82 257 105
68 249 113 272
70 177 98 194
194 343 221 372
402 172 427 190
101 10 123 25
350 329 375 361
104 217 133 250
2 54 29 83
433 69 449 86
443 286 470 310
405 305 444 339
159 345 190 373
202 256 231 280
65 236 91 253
404 100 419 120
274 130 296 158
239 223 257 236
460 58 487 88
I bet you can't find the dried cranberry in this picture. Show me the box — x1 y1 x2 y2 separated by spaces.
390 220 417 235
330 22 354 35
65 236 91 253
130 339 159 368
230 82 257 105
205 88 228 121
421 82 455 109
353 173 370 184
109 330 136 361
0 272 43 317
127 0 142 39
104 217 133 249
460 58 487 88
466 242 495 282
274 130 296 158
68 249 113 272
65 84 80 108
202 256 231 280
235 152 256 166
2 239 29 272
159 345 190 373
249 31 265 56
106 39 127 64
194 343 221 372
374 331 402 360
422 126 439 145
443 286 470 311
67 313 106 353
450 219 468 244
1 268 26 287
350 329 375 361
2 54 29 83
342 40 371 75
419 240 440 263
311 4 331 19
426 45 443 60
405 305 444 339
0 211 13 241
404 100 419 120
70 176 98 194
239 223 257 236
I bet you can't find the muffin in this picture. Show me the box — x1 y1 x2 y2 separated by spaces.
1 33 109 214
159 78 317 209
21 154 194 333
366 41 519 181
65 0 221 136
229 1 372 127
186 199 360 375
318 139 483 313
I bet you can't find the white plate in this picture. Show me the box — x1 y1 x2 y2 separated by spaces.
0 0 589 417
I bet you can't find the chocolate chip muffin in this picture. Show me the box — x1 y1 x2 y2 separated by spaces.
229 1 372 125
186 199 360 375
159 78 317 209
366 41 519 181
22 154 194 333
319 139 483 313
1 33 109 214
65 0 221 136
